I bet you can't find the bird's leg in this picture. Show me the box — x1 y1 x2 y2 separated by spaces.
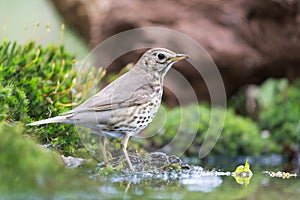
121 134 134 172
100 136 108 167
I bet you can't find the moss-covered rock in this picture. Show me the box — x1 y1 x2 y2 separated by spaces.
258 78 300 152
141 104 265 157
228 77 300 153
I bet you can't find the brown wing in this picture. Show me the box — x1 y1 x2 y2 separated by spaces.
62 63 157 115
66 91 150 114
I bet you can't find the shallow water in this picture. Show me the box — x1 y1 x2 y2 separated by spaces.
2 153 300 200
3 172 299 200
87 169 300 200
73 153 300 199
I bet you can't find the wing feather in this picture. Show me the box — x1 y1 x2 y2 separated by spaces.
63 69 155 116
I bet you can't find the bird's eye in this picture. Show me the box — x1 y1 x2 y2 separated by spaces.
157 53 165 60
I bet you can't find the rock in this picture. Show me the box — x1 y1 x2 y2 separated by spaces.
50 0 300 105
103 152 186 172
61 155 88 168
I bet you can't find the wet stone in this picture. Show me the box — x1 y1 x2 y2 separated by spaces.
97 152 193 174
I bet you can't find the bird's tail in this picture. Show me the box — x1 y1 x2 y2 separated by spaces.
27 115 70 126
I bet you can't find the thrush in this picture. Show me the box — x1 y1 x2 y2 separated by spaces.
28 48 189 172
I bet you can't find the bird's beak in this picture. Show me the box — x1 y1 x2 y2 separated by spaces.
170 54 190 61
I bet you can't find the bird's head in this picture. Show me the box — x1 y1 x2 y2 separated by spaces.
137 48 189 77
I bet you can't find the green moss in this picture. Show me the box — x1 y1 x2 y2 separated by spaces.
0 123 71 193
0 40 80 155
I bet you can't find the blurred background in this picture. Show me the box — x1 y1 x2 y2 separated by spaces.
2 0 300 103
1 0 300 168
0 0 89 58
